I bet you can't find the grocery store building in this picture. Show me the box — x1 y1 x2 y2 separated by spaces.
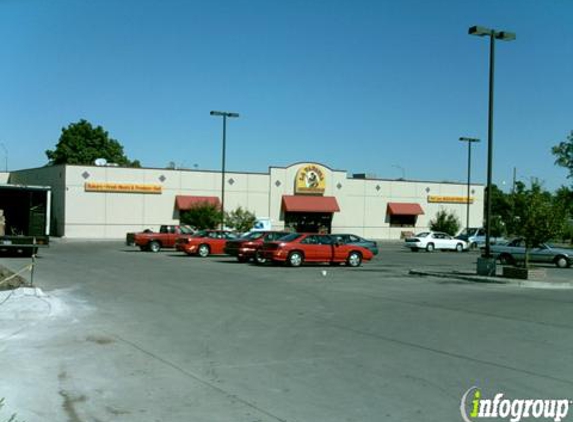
8 162 484 239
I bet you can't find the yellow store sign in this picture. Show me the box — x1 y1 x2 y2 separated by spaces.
295 164 327 194
427 195 473 204
85 182 162 194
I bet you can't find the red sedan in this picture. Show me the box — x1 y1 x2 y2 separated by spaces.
177 230 237 257
224 230 289 263
258 233 374 267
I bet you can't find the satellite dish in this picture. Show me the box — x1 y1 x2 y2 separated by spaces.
94 158 108 166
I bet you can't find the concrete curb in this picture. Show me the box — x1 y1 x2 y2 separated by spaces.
409 269 573 289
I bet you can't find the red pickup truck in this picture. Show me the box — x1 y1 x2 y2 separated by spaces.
133 225 195 252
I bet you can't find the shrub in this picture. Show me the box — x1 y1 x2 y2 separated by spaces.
429 210 461 236
180 202 222 230
224 207 257 233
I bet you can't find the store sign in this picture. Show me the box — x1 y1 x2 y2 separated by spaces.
427 195 473 204
295 164 327 194
85 182 162 194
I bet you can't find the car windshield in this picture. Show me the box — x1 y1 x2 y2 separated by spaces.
192 230 208 238
277 233 302 242
180 226 194 234
415 232 430 238
241 231 265 240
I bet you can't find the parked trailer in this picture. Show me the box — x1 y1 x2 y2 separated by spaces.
0 184 51 256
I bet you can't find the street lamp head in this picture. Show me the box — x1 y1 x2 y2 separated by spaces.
496 31 516 42
459 137 481 143
469 26 492 37
469 26 516 42
210 110 240 118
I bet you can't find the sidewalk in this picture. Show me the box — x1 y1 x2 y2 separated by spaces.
409 267 573 289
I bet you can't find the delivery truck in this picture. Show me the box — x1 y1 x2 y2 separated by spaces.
0 184 51 256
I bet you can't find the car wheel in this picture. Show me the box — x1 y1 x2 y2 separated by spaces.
255 252 267 265
499 253 514 265
288 251 303 267
426 243 435 252
148 241 161 253
455 243 464 253
555 256 569 268
198 244 210 257
347 251 362 267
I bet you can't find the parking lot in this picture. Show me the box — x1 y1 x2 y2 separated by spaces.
2 240 573 422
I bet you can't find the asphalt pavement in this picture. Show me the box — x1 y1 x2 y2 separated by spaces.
1 240 573 422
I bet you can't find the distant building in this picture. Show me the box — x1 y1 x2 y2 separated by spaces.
8 162 483 239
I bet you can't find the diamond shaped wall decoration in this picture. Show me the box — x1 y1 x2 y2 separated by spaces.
159 175 166 182
82 171 90 180
336 182 342 189
228 178 235 185
275 180 281 187
376 185 381 191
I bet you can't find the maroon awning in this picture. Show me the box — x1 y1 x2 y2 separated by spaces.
176 195 220 211
387 202 424 216
282 195 340 213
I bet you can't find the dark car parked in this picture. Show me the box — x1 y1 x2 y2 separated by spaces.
224 231 289 263
331 233 379 255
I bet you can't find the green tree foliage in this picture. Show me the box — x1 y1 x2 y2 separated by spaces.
224 207 257 233
179 202 222 230
552 130 573 181
513 183 567 267
46 119 141 167
484 183 512 237
429 210 461 236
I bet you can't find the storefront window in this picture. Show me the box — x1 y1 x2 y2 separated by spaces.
389 215 417 228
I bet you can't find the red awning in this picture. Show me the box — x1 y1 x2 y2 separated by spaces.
387 202 424 216
282 195 340 213
176 195 220 210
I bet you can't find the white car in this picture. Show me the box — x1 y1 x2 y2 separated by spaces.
404 231 468 252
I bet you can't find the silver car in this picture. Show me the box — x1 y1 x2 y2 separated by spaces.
491 238 572 268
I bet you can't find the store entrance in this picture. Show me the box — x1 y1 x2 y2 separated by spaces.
284 212 333 233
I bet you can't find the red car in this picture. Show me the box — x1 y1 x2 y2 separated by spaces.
224 231 289 263
258 233 374 267
177 230 237 257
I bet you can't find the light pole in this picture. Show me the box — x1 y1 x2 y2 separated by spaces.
210 110 239 228
469 25 515 259
459 137 480 237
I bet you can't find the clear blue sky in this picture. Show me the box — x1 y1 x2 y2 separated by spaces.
0 0 571 191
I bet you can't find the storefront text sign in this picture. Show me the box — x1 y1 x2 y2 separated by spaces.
427 195 473 204
295 164 327 194
85 182 162 194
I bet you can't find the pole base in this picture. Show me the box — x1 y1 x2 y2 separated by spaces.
477 257 497 276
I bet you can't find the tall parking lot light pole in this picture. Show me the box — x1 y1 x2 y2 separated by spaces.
210 110 239 228
468 25 515 259
459 137 480 237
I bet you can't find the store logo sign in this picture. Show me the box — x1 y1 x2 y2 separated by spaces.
460 387 571 422
85 182 162 194
295 164 327 194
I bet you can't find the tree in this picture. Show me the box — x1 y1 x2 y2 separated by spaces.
46 119 141 167
224 207 257 233
179 202 222 230
429 210 461 236
552 130 573 181
513 183 567 267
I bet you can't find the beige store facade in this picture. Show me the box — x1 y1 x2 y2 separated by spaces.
9 162 484 239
